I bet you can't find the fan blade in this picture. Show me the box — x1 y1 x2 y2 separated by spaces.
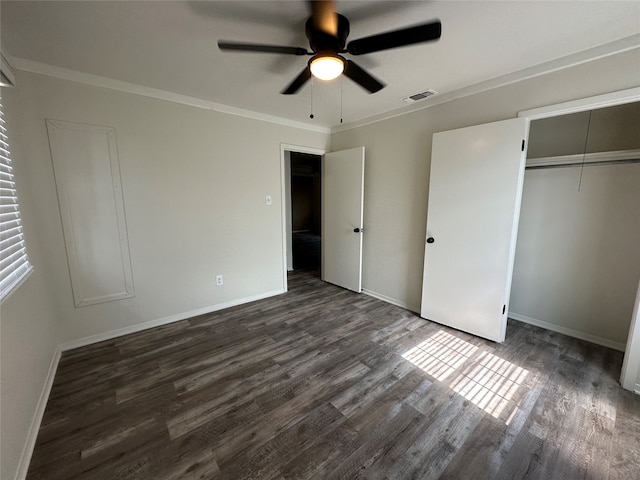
343 60 385 93
310 1 338 36
281 66 312 94
346 20 441 55
218 41 308 56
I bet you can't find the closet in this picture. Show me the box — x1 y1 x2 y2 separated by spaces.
510 102 640 349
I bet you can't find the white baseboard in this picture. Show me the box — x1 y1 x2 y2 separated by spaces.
14 346 62 480
362 288 419 313
635 383 640 395
60 289 285 351
509 312 626 352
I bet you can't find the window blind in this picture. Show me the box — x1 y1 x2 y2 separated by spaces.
0 100 33 301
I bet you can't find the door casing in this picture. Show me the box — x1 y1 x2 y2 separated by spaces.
280 144 326 292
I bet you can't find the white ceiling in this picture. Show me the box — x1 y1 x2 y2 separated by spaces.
2 1 639 129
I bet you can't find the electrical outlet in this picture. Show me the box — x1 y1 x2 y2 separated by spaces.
216 275 223 286
265 195 272 206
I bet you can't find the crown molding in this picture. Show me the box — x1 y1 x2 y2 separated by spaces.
1 53 16 87
332 34 640 134
7 56 331 135
6 33 640 136
518 87 640 120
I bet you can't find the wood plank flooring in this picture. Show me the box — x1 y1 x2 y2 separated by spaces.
27 270 640 479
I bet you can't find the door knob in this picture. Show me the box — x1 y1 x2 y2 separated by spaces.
354 227 363 233
426 237 435 244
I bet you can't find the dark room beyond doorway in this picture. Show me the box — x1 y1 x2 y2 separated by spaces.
290 152 321 270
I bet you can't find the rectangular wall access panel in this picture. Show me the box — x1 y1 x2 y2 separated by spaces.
46 119 134 307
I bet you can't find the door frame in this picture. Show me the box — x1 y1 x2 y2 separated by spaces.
517 86 640 392
279 144 326 292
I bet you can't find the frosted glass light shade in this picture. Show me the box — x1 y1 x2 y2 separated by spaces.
310 56 344 80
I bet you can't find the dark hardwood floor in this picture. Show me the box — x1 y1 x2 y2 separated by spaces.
27 270 640 479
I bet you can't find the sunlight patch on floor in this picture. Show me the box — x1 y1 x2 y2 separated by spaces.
450 351 529 419
402 330 479 381
402 330 529 421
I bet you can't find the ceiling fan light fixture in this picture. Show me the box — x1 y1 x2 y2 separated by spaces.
310 55 344 81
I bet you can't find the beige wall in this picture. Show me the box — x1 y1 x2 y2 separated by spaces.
528 102 640 158
1 86 62 480
331 48 640 314
13 70 329 342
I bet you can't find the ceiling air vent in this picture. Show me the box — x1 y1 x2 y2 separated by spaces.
402 89 437 104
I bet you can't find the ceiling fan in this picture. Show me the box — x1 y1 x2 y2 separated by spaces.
218 0 441 95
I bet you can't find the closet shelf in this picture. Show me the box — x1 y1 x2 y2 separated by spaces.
526 149 640 169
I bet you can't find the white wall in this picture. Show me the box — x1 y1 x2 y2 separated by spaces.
1 70 329 480
330 48 640 313
1 86 62 480
13 70 329 343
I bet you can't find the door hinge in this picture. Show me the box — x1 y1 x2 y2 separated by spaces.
521 139 525 152
502 304 506 315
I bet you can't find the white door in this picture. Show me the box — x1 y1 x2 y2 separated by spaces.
420 118 529 342
323 147 365 293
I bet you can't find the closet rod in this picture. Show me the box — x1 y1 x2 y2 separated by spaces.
526 158 640 170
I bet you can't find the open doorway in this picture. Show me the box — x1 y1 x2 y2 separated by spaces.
281 144 366 294
290 152 322 271
281 145 326 283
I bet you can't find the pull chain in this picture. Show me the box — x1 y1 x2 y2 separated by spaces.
340 76 343 124
578 110 592 192
309 76 314 119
